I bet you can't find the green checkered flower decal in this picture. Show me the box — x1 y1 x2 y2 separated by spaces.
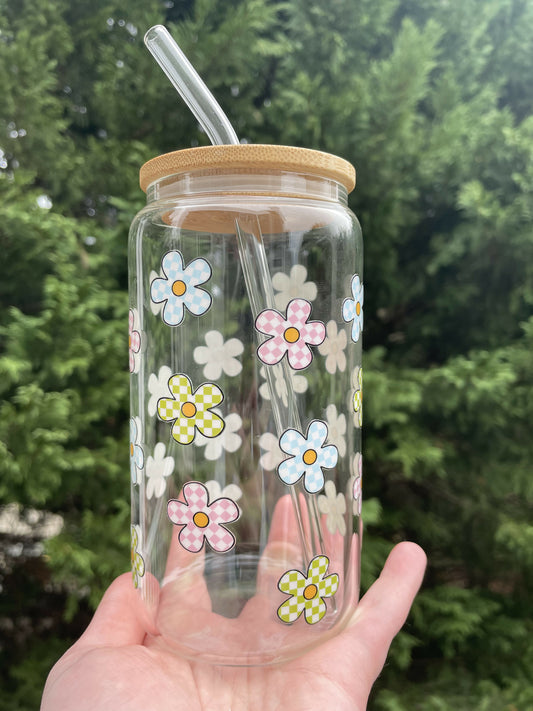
157 373 225 445
131 524 145 589
277 555 339 625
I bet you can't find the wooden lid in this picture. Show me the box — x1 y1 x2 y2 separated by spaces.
139 144 356 193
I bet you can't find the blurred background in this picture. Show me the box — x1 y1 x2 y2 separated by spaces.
0 0 532 708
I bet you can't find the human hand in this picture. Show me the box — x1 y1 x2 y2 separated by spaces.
41 540 426 711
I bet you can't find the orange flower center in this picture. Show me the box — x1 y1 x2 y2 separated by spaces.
130 443 134 457
356 301 361 316
193 512 209 528
303 583 318 600
284 326 300 343
172 280 187 297
181 402 197 418
303 449 317 465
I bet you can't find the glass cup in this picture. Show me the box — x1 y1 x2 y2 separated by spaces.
128 144 363 665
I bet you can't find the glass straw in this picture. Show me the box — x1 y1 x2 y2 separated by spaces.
144 24 325 565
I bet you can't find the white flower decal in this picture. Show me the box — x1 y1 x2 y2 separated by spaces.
317 480 346 535
352 452 363 516
258 365 308 407
272 264 317 311
352 366 363 428
194 411 242 460
318 320 347 374
204 480 243 505
342 274 364 343
259 432 286 471
146 442 175 500
193 330 244 380
129 416 144 485
150 250 212 327
147 365 173 417
325 404 347 458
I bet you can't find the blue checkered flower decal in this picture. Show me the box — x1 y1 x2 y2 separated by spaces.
277 555 339 625
157 373 225 445
150 250 212 327
342 273 364 343
277 420 338 494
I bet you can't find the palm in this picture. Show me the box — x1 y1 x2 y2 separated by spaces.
41 542 426 711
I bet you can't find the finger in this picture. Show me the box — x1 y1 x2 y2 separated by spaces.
75 573 147 648
349 541 427 682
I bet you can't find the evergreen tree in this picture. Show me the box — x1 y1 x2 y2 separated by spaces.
0 0 532 708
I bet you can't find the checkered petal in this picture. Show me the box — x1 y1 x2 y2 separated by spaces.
277 595 306 624
184 258 212 287
193 382 225 438
167 498 193 526
317 444 338 470
278 568 307 595
255 309 286 338
303 596 327 624
279 428 307 457
307 420 328 449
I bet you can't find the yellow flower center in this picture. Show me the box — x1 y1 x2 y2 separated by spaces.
356 301 361 316
172 280 187 297
128 335 132 349
130 443 134 457
303 449 317 465
303 583 318 600
193 511 209 528
284 326 300 343
181 402 197 418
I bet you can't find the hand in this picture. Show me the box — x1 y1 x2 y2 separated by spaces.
41 540 426 711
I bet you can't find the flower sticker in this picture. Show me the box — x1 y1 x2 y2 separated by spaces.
157 373 225 445
147 365 173 417
167 481 240 553
204 480 242 505
259 432 286 471
325 404 347 458
318 320 347 374
150 250 212 326
352 366 363 428
146 442 175 500
277 555 339 625
131 524 145 589
277 420 338 494
130 416 144 485
255 298 326 371
352 452 362 516
193 330 243 380
342 274 364 343
258 365 308 407
317 480 346 535
194 411 242 460
272 264 317 311
129 308 141 374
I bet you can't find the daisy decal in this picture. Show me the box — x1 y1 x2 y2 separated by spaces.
272 264 317 311
150 250 212 326
145 442 175 500
325 403 347 458
157 373 225 445
352 452 363 516
259 432 286 471
255 298 325 371
131 524 145 589
258 365 308 407
317 320 347 374
128 308 141 374
194 411 242 461
277 420 338 494
193 330 243 380
129 416 144 485
147 365 173 417
352 366 363 428
277 555 339 625
342 274 364 343
317 480 347 535
167 481 240 553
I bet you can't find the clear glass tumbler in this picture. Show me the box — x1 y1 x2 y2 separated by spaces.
128 144 363 665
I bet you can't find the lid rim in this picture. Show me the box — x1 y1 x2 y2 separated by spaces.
139 144 356 194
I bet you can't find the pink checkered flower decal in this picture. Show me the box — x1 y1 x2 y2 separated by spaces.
277 555 339 625
255 298 326 371
167 481 240 553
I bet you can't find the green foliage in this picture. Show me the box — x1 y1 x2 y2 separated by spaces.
0 0 532 708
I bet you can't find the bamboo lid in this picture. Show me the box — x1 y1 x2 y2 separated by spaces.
139 144 356 193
